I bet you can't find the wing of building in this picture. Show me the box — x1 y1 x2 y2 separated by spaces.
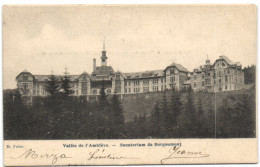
16 41 245 98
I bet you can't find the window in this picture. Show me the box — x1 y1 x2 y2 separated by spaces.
76 90 78 95
225 84 228 90
37 90 39 95
225 76 228 82
143 86 149 93
170 76 175 83
125 88 127 93
82 76 86 81
194 75 196 80
134 88 140 93
153 86 158 91
153 79 158 84
161 78 164 83
228 69 230 74
194 82 196 88
202 74 205 79
75 83 78 88
134 80 139 86
81 83 87 95
23 83 28 89
170 68 174 74
116 74 120 80
128 88 131 93
219 79 221 83
23 76 28 81
202 81 205 86
93 90 97 95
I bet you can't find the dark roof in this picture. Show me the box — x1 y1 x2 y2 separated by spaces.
16 70 34 79
34 75 81 82
123 70 164 79
165 62 189 72
91 66 114 77
217 55 233 65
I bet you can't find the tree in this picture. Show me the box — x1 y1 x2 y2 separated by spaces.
110 93 125 138
45 74 60 96
161 90 170 137
96 81 110 139
179 87 197 137
196 96 206 137
60 75 74 97
170 88 182 128
243 65 256 84
151 102 162 138
3 89 30 139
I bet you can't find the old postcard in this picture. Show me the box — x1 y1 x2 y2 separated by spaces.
3 5 257 166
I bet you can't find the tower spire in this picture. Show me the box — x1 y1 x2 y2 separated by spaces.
206 54 210 65
64 65 69 75
101 36 107 66
103 36 106 51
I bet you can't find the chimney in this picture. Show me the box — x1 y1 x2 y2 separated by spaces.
93 58 96 71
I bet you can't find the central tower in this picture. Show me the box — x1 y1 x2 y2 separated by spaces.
101 37 108 66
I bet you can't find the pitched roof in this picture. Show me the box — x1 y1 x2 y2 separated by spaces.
34 75 81 82
123 70 164 79
16 70 34 79
165 62 189 72
91 66 114 76
216 55 234 65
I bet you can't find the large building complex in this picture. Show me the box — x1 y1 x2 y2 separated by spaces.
16 42 244 98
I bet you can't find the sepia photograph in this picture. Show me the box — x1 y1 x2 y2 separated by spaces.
3 4 257 166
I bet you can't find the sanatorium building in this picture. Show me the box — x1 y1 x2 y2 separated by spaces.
16 42 245 98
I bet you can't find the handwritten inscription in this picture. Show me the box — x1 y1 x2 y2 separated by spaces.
10 149 72 165
161 146 209 164
88 149 138 160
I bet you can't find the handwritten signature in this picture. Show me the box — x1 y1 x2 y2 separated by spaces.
10 149 72 164
88 149 138 160
161 145 209 164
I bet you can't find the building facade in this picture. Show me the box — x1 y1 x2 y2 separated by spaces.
187 56 244 92
16 44 245 97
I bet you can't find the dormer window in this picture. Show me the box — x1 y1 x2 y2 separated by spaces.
83 76 86 81
23 76 28 81
170 68 174 74
116 74 120 80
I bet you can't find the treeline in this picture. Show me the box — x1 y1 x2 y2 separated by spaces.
243 64 256 84
127 88 255 138
4 88 125 139
3 74 256 139
4 74 125 139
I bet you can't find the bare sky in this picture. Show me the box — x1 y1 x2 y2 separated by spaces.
3 5 256 89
